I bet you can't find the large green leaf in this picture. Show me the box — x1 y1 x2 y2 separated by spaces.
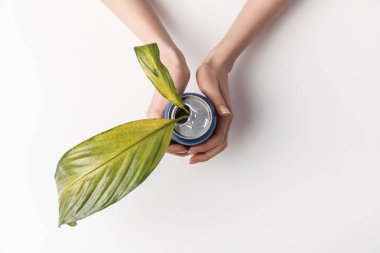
134 43 188 112
55 118 179 227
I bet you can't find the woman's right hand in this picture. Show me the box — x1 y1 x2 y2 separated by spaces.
146 46 191 156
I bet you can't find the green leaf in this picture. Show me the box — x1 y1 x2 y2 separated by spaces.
134 43 188 112
55 118 178 227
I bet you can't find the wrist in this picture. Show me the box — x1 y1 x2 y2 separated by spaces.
159 44 187 69
203 42 237 73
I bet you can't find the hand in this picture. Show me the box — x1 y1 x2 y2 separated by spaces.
188 57 233 164
146 46 191 156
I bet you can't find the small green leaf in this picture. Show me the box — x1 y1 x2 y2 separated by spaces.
134 43 187 112
55 118 179 227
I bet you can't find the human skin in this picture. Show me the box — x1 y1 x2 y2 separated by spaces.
101 0 191 156
101 0 290 163
188 0 290 163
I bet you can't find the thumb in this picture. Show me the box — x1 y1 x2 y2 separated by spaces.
197 66 230 117
203 88 230 117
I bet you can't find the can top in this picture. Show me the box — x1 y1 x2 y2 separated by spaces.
171 95 213 140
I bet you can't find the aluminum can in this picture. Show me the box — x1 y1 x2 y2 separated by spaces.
164 93 217 146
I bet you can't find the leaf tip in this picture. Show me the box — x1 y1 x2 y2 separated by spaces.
68 221 78 227
58 221 78 228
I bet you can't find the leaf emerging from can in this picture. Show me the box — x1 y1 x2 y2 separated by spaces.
54 118 180 227
134 43 188 112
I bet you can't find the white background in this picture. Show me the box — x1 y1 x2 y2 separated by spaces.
1 0 380 252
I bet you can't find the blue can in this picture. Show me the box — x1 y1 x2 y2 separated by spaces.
164 93 217 146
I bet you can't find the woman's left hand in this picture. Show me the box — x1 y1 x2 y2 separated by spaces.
188 58 233 164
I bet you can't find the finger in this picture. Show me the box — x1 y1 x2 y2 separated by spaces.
146 91 169 118
170 152 189 157
167 143 189 156
189 142 228 164
218 74 231 103
167 143 188 153
211 93 231 117
196 69 231 117
188 116 229 154
191 83 230 153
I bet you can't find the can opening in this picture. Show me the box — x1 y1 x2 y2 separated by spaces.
175 105 190 124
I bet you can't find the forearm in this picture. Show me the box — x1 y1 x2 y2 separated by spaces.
101 0 181 62
206 0 290 71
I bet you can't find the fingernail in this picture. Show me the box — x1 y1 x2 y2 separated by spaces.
176 150 188 155
219 105 230 115
189 159 198 164
188 150 196 155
